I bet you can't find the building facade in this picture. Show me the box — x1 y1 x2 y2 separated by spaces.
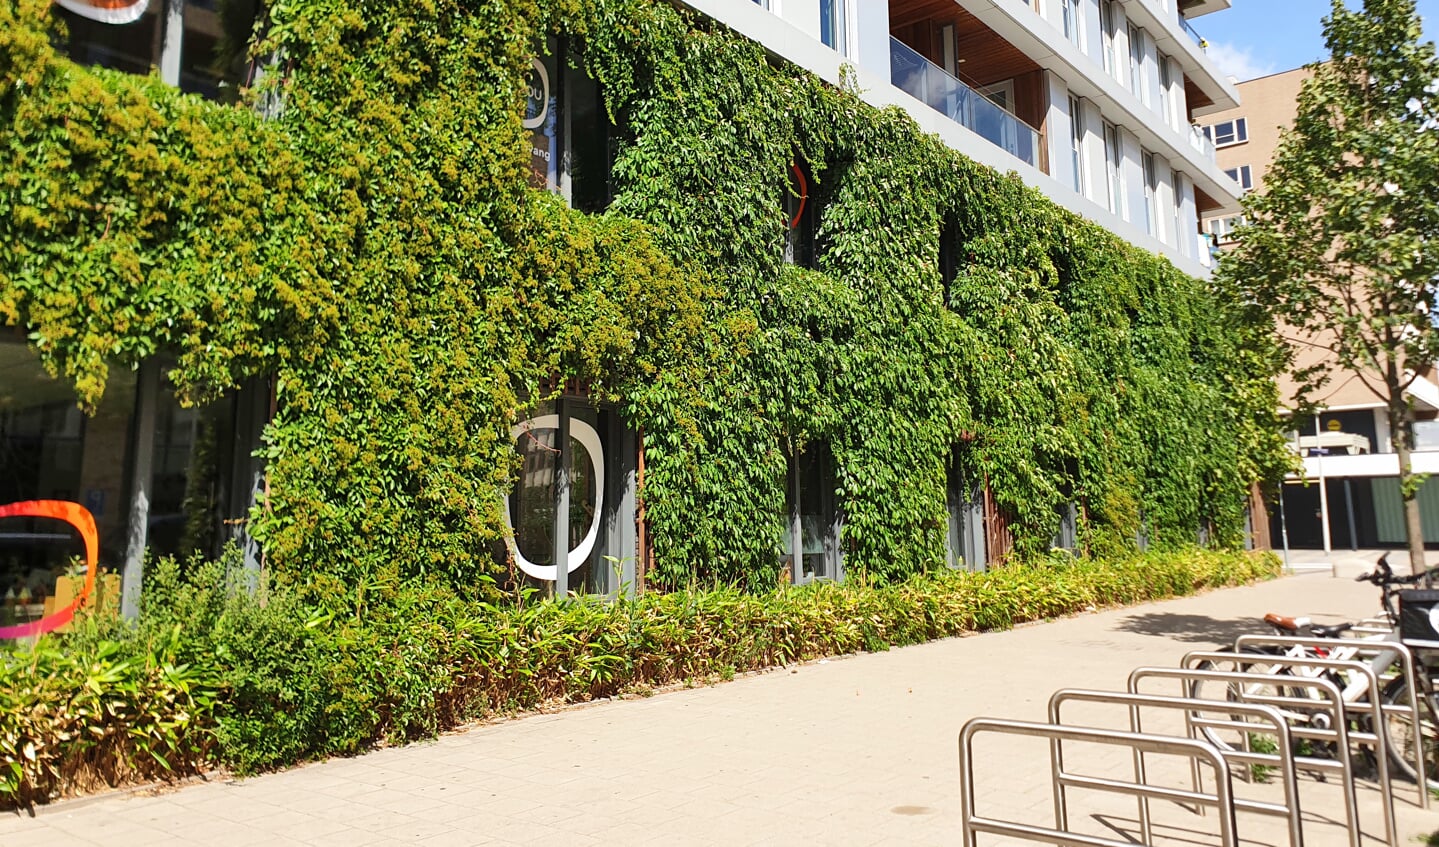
729 0 1243 277
3 0 1266 629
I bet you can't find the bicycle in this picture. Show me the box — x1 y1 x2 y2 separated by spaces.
1189 554 1439 792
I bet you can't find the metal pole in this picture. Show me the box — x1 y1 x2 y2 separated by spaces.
1315 416 1332 555
1279 483 1291 573
1344 478 1359 552
158 0 184 87
554 398 570 599
121 360 160 620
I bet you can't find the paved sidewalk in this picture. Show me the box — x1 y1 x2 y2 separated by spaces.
5 552 1438 845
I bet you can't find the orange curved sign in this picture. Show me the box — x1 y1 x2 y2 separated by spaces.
0 501 99 640
54 0 150 25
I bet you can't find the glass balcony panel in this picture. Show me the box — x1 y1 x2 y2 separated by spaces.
890 37 1039 169
1188 124 1217 163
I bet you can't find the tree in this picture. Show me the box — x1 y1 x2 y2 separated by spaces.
1222 0 1439 573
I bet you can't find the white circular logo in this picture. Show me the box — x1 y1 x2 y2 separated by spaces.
522 59 549 131
503 415 604 581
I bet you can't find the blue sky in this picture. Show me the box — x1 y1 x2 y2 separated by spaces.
1195 0 1439 81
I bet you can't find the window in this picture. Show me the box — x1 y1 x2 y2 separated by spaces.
0 334 269 626
1100 0 1119 77
1205 118 1248 147
1103 121 1124 217
1069 96 1087 195
1170 168 1184 250
505 400 637 597
940 215 960 303
946 457 986 571
1128 24 1144 99
526 39 614 210
1223 165 1253 191
1060 0 1081 46
785 444 842 584
785 160 817 267
1158 56 1174 127
1208 215 1247 242
58 0 261 102
820 0 847 55
1142 151 1158 237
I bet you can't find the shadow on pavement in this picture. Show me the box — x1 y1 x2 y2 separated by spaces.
1112 612 1264 645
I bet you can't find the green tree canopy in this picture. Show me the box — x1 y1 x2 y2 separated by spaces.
1221 0 1439 571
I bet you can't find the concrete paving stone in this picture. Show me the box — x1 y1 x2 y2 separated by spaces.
412 829 499 847
367 815 474 843
292 825 393 847
246 807 355 840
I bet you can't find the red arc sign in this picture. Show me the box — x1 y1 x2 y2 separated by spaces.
0 501 100 640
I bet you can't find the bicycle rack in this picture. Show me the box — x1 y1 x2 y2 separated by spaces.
958 717 1239 847
1048 688 1304 846
1233 633 1430 808
1129 666 1367 847
1180 652 1399 847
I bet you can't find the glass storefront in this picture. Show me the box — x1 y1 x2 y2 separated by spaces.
504 399 637 597
0 335 265 627
57 0 260 102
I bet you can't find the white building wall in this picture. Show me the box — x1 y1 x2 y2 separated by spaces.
1081 0 1103 64
1175 170 1199 257
782 0 822 42
1047 72 1079 192
1083 100 1109 210
1120 128 1146 229
852 0 890 82
1152 152 1173 246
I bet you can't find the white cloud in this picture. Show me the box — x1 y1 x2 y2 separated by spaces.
1204 41 1280 83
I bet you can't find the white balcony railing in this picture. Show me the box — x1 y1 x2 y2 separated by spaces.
1188 124 1217 163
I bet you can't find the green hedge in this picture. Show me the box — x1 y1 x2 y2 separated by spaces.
0 548 1279 808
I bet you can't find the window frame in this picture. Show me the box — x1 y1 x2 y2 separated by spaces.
1103 121 1124 217
1223 164 1253 191
1069 95 1087 196
1206 117 1249 148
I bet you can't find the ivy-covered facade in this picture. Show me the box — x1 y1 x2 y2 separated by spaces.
0 0 1288 616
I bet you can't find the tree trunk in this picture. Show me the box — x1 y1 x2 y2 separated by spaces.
1390 402 1427 576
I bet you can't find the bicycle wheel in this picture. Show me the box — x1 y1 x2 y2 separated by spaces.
1187 648 1301 754
1381 674 1439 791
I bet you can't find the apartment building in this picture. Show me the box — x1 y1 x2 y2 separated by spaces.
2 0 1264 625
1200 67 1439 552
722 0 1244 277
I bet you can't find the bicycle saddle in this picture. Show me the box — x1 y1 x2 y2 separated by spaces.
1262 612 1352 637
1263 612 1307 632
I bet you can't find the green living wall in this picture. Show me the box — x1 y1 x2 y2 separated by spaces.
0 0 1290 593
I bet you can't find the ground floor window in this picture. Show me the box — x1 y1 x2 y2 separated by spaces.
503 397 637 597
785 443 841 584
946 456 986 571
0 335 266 626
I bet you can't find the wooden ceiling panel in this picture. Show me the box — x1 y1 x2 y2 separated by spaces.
889 0 1042 88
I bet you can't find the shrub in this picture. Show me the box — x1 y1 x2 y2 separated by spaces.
0 547 1279 808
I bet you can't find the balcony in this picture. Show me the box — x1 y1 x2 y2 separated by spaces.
889 37 1040 169
1177 12 1206 50
1188 124 1216 163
